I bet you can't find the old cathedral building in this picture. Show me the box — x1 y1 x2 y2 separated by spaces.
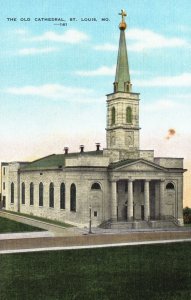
1 11 185 228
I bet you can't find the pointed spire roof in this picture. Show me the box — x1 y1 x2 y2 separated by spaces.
114 9 131 93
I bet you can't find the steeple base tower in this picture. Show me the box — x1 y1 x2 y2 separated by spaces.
105 91 140 162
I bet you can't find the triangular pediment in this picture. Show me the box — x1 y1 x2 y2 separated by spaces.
109 159 167 172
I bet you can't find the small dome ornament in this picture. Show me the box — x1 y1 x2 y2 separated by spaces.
119 9 127 30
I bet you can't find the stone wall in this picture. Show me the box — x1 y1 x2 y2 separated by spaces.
65 155 109 167
154 157 184 169
17 167 110 227
139 150 154 162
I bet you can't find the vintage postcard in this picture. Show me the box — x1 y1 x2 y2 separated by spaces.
0 0 191 299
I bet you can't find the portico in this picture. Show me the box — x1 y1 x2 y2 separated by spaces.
111 178 165 222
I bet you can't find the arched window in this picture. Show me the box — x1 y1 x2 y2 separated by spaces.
21 182 25 204
111 107 116 125
11 182 14 204
30 183 34 205
70 183 76 212
166 182 175 190
49 183 54 208
91 182 101 190
39 182 43 206
126 106 132 123
60 183 65 209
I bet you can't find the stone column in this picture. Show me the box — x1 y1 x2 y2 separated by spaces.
159 179 165 219
144 180 150 221
127 179 133 221
111 181 117 221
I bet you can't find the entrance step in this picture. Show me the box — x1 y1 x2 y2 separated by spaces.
149 220 178 229
99 219 179 229
102 221 151 230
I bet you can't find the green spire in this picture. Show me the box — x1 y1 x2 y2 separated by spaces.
114 9 131 93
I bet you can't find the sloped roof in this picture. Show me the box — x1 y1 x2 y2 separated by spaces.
21 151 104 171
108 158 168 171
108 159 139 169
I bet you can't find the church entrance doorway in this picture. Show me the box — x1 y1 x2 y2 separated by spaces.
2 196 6 208
89 182 103 226
117 180 128 221
141 205 144 220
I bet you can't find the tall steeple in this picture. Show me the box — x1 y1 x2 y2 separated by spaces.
105 9 140 159
114 9 132 93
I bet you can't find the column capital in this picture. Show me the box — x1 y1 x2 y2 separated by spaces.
160 178 165 182
144 179 151 182
128 178 134 182
110 179 117 183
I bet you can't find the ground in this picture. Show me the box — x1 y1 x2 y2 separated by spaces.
0 215 45 233
1 243 191 300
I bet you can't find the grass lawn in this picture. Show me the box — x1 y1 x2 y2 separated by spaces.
4 210 74 228
0 216 45 233
1 242 191 299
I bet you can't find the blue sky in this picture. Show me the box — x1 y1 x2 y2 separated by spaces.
0 0 191 203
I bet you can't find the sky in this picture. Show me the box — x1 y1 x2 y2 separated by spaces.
0 0 191 206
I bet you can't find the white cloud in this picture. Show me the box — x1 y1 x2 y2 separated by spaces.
126 28 188 52
93 29 188 53
135 73 191 87
142 100 182 112
94 43 117 51
18 47 58 56
76 65 116 76
5 84 103 103
75 65 141 77
30 29 89 44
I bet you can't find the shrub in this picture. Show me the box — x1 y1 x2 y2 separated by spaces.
183 207 191 224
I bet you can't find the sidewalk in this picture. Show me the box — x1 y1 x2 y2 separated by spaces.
0 229 191 254
1 238 191 254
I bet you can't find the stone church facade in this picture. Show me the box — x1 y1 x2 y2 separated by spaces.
1 11 186 228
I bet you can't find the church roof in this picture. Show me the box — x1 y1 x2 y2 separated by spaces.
108 159 139 169
108 158 169 171
21 151 104 171
108 158 185 172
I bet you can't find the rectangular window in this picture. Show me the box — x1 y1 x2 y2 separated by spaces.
11 183 14 204
3 182 5 190
94 211 97 217
21 183 25 205
3 167 5 176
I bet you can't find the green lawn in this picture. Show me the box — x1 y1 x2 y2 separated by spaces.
1 242 191 299
5 210 74 228
0 216 45 233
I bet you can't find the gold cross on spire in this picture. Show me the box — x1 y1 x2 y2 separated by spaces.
119 9 127 23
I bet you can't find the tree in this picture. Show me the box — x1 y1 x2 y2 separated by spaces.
183 207 191 224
